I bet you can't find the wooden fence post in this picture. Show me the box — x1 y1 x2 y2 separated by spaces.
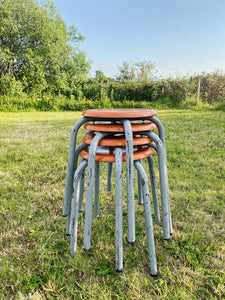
197 78 201 102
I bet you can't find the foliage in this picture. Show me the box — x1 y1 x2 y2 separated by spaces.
95 70 108 83
190 70 225 104
116 59 156 83
156 70 225 105
0 73 25 97
135 58 156 83
156 77 196 104
0 0 90 94
116 61 136 81
63 80 157 103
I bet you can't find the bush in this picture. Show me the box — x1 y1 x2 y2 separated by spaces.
195 71 225 104
1 71 225 112
0 74 25 97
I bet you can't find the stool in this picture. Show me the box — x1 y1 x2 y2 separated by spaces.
81 132 160 224
63 109 172 241
69 145 158 276
83 121 171 239
66 131 159 234
84 121 157 200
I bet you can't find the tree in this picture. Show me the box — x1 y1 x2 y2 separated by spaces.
116 61 135 82
0 0 90 94
95 70 107 83
135 59 156 83
117 59 156 83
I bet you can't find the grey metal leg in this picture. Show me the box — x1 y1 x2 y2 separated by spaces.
115 147 123 272
147 156 160 225
63 117 90 216
107 162 113 191
147 116 172 235
123 120 135 244
83 132 107 251
148 116 165 146
69 160 88 251
137 160 143 205
63 142 87 217
94 161 100 218
134 160 158 276
78 167 85 212
140 131 170 240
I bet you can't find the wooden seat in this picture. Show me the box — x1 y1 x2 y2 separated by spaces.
83 132 152 147
84 122 157 132
82 108 157 119
81 146 154 162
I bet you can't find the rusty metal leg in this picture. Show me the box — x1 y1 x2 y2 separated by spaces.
123 119 135 244
94 161 100 218
83 132 107 251
63 117 90 217
134 160 158 276
68 160 88 247
115 147 123 272
147 156 160 225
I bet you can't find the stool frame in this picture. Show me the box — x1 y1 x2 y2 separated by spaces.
69 145 158 276
63 116 172 240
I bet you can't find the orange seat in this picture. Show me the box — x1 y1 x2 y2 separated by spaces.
82 108 157 119
84 122 157 132
82 132 151 147
81 146 153 162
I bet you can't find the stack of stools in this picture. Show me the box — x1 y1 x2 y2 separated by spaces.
62 109 172 276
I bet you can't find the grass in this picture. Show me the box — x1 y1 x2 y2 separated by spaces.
0 110 224 299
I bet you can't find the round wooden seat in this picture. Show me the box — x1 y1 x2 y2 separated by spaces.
84 122 157 132
82 108 157 119
83 132 151 147
81 146 153 162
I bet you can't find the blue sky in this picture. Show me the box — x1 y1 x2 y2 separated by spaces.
52 0 225 78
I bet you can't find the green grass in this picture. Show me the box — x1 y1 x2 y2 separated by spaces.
0 110 224 299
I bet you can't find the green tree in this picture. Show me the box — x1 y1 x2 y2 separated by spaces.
95 70 107 83
117 61 135 82
117 59 156 83
0 0 90 94
135 58 156 83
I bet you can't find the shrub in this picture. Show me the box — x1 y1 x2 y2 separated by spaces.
0 74 25 97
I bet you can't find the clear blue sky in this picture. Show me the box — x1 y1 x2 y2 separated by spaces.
52 0 225 78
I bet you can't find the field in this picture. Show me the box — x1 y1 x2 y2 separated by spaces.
0 110 224 299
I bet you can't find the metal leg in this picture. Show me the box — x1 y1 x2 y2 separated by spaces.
140 131 170 240
148 116 172 235
123 120 135 244
137 160 143 205
148 116 165 146
63 143 88 218
63 117 90 216
134 160 158 276
107 162 113 191
68 160 88 249
94 161 100 218
147 156 160 225
83 132 107 251
78 165 86 212
115 147 123 272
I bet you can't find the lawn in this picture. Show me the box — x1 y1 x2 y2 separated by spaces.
0 110 224 299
